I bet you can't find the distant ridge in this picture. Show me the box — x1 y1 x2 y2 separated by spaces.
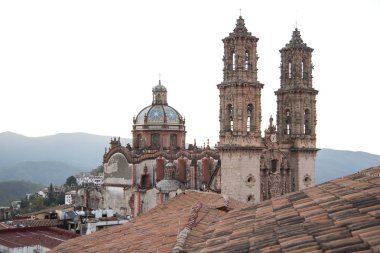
0 161 84 185
0 131 131 168
316 148 380 183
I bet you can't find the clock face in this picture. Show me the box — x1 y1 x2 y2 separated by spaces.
270 134 277 143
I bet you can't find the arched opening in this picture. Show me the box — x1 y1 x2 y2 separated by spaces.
232 51 236 70
288 62 292 79
170 134 177 149
151 134 160 149
304 109 311 135
285 109 291 135
136 134 142 148
244 50 250 70
247 104 254 132
271 159 277 173
301 60 304 79
227 104 234 131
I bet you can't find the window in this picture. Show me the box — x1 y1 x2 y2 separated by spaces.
232 51 236 70
136 134 141 148
285 109 291 135
301 61 304 79
227 104 234 131
288 62 292 79
245 50 249 70
170 134 177 149
151 134 160 148
271 160 277 173
247 104 254 132
304 109 311 135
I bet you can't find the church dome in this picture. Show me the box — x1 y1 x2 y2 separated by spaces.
135 104 182 125
132 79 186 150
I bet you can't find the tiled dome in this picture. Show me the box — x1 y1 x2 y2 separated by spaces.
135 105 182 125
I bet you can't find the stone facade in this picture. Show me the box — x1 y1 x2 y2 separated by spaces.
93 15 318 214
218 16 318 203
101 84 220 216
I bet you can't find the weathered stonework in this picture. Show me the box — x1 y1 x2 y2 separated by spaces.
219 16 318 203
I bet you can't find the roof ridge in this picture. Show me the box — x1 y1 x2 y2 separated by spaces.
172 202 202 253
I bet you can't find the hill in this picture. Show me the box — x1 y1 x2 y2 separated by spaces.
0 161 85 185
0 181 43 206
0 132 131 168
316 148 380 183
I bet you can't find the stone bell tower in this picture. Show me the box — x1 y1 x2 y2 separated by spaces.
275 28 318 191
218 16 264 204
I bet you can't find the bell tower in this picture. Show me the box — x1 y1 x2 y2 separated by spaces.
218 16 264 203
275 28 318 191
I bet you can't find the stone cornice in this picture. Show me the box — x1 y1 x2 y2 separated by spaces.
104 147 220 164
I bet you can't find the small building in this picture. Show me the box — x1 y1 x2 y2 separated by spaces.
0 227 78 253
0 207 11 221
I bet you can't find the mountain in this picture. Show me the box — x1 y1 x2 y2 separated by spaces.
0 161 85 185
316 148 380 183
0 132 131 168
0 181 43 206
0 131 379 186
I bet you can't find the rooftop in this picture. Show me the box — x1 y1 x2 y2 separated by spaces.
51 166 380 253
51 191 247 253
0 226 78 249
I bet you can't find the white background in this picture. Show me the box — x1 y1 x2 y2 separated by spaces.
0 0 379 155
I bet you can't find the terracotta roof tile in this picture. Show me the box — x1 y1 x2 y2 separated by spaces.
51 166 380 252
51 191 245 253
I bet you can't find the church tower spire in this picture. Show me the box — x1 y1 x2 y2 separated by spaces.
276 28 318 141
275 28 318 191
218 16 265 204
218 16 264 142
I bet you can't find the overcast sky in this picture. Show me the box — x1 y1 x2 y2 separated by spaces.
0 0 379 155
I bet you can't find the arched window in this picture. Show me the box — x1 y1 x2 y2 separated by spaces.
245 50 250 70
288 62 292 79
247 104 254 132
304 109 311 135
151 134 160 149
227 104 233 131
170 134 177 149
232 51 236 70
301 60 304 79
285 109 291 135
136 134 142 148
271 159 277 173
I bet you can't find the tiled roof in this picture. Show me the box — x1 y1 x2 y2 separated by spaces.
52 166 380 253
189 166 380 252
24 204 74 216
10 218 61 228
51 191 247 253
0 227 78 249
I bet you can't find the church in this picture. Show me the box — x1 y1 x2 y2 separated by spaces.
99 15 318 217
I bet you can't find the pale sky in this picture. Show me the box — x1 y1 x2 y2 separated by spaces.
0 0 379 155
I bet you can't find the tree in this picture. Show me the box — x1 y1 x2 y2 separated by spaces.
64 176 77 188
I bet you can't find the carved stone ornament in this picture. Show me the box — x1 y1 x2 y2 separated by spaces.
303 174 312 187
269 174 281 198
246 174 255 188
